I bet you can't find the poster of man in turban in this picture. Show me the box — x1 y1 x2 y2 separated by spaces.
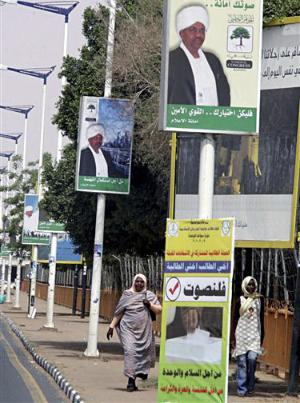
76 97 134 194
159 0 263 134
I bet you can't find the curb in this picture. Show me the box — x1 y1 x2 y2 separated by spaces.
0 312 85 403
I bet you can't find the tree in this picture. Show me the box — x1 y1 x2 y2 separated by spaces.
0 155 39 250
263 0 300 23
230 27 250 47
42 1 169 262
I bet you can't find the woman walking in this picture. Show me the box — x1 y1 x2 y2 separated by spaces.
107 274 162 392
234 276 265 397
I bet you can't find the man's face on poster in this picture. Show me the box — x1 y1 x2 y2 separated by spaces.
88 133 104 153
25 209 33 218
180 21 206 56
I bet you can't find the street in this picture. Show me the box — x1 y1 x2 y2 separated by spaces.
0 315 66 403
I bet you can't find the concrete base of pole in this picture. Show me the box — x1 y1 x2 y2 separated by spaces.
83 350 100 358
12 306 22 310
41 325 58 332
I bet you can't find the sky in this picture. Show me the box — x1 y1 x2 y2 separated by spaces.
0 0 106 169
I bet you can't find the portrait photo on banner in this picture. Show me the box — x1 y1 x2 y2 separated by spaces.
76 96 134 194
160 0 263 134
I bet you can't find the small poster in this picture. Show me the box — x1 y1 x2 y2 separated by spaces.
76 97 134 194
22 194 49 245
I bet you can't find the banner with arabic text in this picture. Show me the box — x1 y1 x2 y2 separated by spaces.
158 218 235 403
159 0 263 134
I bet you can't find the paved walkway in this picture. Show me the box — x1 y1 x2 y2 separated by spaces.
0 291 299 403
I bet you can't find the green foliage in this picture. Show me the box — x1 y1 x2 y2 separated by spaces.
0 155 38 250
43 1 169 262
263 0 300 23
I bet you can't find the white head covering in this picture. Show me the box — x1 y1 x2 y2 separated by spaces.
176 5 209 36
241 276 259 297
25 205 33 213
130 273 147 292
86 123 106 141
240 276 261 316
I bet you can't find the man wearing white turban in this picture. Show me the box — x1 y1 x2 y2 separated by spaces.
79 123 122 178
168 4 230 107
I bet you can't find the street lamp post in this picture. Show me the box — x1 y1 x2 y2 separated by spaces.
0 64 55 318
0 167 7 233
0 152 13 298
13 248 28 309
0 105 34 170
0 132 22 157
0 0 79 327
0 1 79 161
0 65 55 193
84 0 117 357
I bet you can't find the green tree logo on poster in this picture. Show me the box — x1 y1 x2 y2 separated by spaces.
230 27 251 47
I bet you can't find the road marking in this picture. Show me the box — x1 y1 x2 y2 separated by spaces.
1 335 48 403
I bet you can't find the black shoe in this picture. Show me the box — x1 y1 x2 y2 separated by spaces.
127 378 138 392
136 373 148 380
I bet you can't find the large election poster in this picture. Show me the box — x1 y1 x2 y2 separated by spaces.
174 20 300 248
22 194 49 246
158 218 235 403
76 97 134 194
159 0 263 134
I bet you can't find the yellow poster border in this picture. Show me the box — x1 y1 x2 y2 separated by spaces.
168 16 300 248
264 15 300 27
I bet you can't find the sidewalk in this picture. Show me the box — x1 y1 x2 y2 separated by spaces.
0 291 299 403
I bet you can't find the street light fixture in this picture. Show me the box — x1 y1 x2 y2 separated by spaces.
0 105 34 169
0 64 55 194
1 1 78 325
0 0 79 160
0 132 22 156
0 151 14 217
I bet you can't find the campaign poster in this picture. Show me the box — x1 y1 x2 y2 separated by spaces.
37 234 82 264
159 0 263 134
158 218 235 403
0 245 12 257
174 20 300 247
22 194 49 245
37 208 65 233
76 97 134 194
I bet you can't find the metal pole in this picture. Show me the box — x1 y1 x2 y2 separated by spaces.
29 78 48 318
56 19 68 161
23 114 28 170
6 253 12 303
81 261 87 319
266 249 271 300
44 233 57 328
28 246 38 318
37 80 47 196
1 258 5 296
14 257 21 309
72 265 79 315
259 249 264 294
84 0 116 357
5 159 10 217
44 14 71 329
274 249 279 300
0 173 3 231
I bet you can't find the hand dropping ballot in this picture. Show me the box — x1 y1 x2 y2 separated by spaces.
165 328 222 364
